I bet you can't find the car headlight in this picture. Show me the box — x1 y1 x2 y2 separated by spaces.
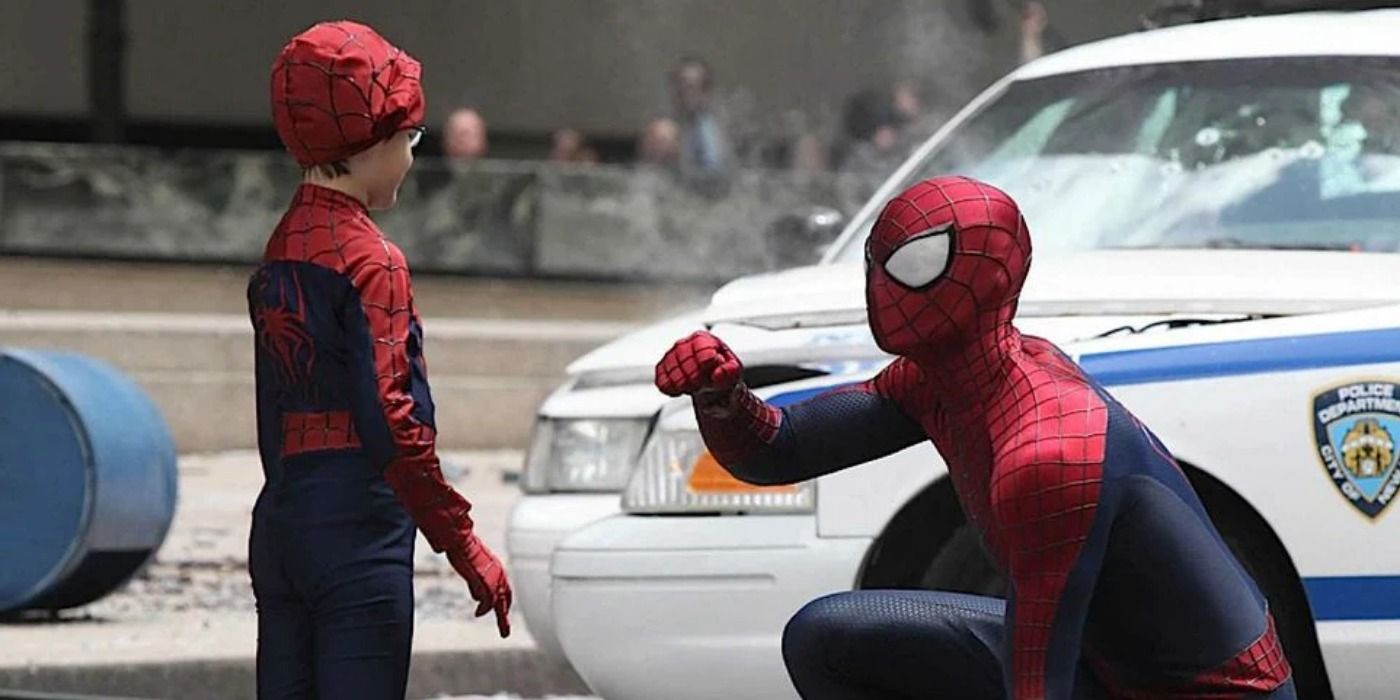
521 418 650 493
623 430 815 514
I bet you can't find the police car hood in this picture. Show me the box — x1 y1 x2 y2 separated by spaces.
703 250 1400 328
567 250 1400 377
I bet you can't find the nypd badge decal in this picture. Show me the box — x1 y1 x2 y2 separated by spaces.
1313 381 1400 519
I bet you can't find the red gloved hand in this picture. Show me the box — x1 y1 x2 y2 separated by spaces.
447 533 513 638
655 331 744 398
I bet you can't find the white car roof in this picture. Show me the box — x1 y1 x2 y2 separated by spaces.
1016 9 1400 80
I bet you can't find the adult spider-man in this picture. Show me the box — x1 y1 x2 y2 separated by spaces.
655 176 1295 699
249 20 510 699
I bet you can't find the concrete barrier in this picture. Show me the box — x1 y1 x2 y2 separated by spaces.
0 142 875 282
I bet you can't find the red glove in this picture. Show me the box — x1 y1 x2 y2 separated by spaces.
655 331 744 403
447 534 513 638
656 331 780 465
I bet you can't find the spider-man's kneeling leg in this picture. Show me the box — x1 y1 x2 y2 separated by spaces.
783 590 1109 699
782 588 1301 700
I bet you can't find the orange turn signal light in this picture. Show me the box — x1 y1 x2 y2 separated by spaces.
687 451 796 494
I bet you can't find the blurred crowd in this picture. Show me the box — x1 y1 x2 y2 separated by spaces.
437 1 1055 185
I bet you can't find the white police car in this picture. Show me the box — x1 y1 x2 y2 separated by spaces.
512 9 1400 699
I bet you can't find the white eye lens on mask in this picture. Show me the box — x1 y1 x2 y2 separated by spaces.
883 226 952 288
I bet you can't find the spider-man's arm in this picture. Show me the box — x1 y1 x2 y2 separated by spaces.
655 331 926 486
342 254 469 553
990 444 1106 700
342 243 512 636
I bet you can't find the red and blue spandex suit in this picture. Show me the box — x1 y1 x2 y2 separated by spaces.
248 184 507 698
656 177 1295 699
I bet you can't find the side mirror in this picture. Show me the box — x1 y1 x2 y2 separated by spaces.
765 206 846 268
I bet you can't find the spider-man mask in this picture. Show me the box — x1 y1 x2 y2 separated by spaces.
865 176 1032 357
270 20 425 168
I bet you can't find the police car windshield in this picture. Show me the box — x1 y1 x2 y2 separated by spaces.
834 56 1400 260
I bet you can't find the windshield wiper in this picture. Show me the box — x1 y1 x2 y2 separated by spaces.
1198 237 1356 252
1095 316 1263 338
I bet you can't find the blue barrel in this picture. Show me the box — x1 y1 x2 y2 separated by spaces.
0 349 177 613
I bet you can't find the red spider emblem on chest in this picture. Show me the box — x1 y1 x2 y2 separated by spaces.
252 267 315 387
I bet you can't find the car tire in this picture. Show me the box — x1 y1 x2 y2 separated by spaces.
917 523 1004 596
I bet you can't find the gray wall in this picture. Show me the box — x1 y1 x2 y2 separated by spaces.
3 0 1155 135
0 0 86 116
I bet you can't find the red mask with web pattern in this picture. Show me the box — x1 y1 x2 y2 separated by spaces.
270 20 426 168
865 176 1032 358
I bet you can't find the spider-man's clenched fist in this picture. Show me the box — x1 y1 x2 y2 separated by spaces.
654 330 791 468
655 330 744 398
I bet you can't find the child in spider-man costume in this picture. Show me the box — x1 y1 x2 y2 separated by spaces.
656 176 1296 699
248 20 511 699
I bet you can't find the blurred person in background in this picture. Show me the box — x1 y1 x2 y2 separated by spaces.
1341 83 1400 155
892 80 925 128
550 128 584 162
1320 82 1400 197
671 56 731 180
637 117 681 169
549 127 600 164
890 78 952 143
838 88 906 176
257 20 512 698
790 132 830 173
1020 1 1052 63
966 0 1061 64
443 107 489 165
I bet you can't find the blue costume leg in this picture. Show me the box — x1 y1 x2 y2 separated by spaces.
783 590 1006 699
1081 400 1294 698
251 499 316 700
261 456 418 699
311 553 415 698
782 590 1112 699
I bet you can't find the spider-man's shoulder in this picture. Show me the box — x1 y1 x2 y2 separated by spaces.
865 357 930 412
265 205 405 279
993 359 1110 477
1020 334 1093 384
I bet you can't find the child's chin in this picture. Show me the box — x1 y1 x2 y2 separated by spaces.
369 190 399 211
